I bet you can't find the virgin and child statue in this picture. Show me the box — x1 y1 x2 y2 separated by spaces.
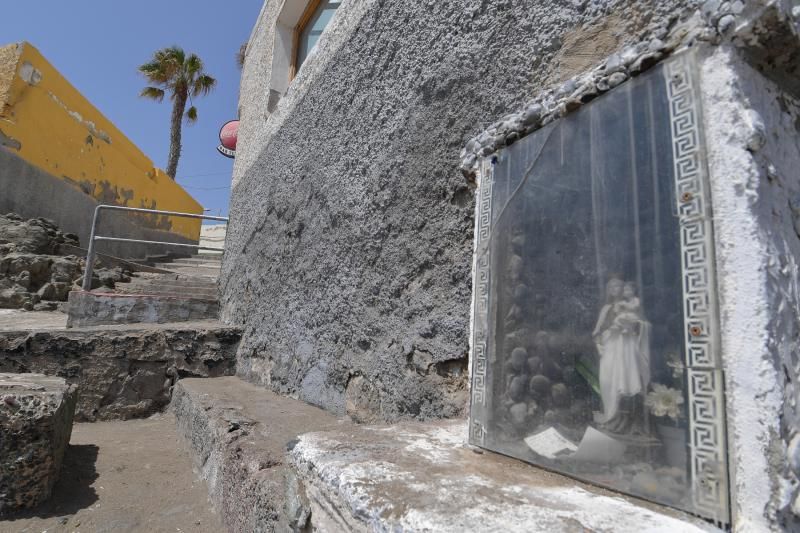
592 277 654 438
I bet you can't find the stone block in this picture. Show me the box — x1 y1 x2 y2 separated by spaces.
0 322 240 421
0 373 77 515
66 290 219 328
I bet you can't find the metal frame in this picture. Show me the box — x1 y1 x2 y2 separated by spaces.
82 205 228 291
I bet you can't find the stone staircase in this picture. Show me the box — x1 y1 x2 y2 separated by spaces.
112 253 220 300
66 254 223 328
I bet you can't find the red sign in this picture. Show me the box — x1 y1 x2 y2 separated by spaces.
217 120 239 158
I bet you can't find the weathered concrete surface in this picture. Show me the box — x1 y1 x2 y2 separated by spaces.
66 290 219 328
171 377 348 532
2 415 223 532
0 321 240 421
0 309 67 331
0 373 77 515
289 420 719 532
700 43 800 531
225 0 701 422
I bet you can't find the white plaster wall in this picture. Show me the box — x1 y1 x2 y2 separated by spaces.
701 44 800 531
233 0 374 188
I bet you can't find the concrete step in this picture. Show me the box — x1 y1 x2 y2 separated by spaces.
156 263 220 274
125 280 218 292
115 290 218 300
67 291 220 327
153 265 221 277
171 377 346 532
0 322 241 421
171 257 223 266
171 378 713 532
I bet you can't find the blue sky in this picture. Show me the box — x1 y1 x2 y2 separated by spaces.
0 0 264 219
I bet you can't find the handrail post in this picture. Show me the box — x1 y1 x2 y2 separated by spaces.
81 205 103 291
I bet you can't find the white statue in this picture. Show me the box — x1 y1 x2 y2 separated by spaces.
592 278 652 435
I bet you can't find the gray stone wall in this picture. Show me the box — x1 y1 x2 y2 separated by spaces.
223 0 701 421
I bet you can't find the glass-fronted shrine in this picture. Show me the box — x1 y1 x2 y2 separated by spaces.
468 51 729 525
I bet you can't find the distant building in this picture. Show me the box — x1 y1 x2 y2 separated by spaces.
0 42 202 257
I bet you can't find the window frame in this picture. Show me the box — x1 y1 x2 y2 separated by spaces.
289 0 323 81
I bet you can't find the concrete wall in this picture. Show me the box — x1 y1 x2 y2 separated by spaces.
700 43 800 532
0 42 202 256
223 0 700 422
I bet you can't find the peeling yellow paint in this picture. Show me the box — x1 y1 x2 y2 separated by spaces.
0 42 202 240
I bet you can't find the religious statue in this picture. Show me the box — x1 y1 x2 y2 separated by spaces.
592 277 653 437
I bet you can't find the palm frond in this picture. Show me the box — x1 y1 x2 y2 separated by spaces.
185 105 198 123
185 54 203 76
163 46 185 66
139 87 165 101
138 60 170 84
192 74 216 97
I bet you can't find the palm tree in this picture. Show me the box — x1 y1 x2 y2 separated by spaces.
138 46 216 179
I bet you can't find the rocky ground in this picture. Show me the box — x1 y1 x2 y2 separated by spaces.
0 213 132 311
0 414 223 533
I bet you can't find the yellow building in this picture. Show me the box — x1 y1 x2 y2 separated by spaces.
0 41 202 256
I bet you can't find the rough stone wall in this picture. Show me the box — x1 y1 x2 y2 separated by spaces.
223 0 701 421
700 43 800 531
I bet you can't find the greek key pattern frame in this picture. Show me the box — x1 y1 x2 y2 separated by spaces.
665 51 730 527
468 157 494 447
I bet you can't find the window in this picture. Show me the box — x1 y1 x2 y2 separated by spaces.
291 0 341 79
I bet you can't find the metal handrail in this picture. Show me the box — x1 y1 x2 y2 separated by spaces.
82 204 229 291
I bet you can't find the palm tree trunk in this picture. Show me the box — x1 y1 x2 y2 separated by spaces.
166 91 187 179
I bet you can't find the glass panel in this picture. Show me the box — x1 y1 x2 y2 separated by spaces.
297 0 341 71
469 51 729 525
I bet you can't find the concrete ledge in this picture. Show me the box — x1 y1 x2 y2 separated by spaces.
173 377 719 532
289 421 722 532
0 321 240 421
0 373 77 515
171 377 347 532
66 290 218 327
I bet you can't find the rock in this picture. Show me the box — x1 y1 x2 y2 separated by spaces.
509 402 528 425
551 383 571 408
37 282 56 301
0 373 78 515
0 286 31 309
508 375 529 402
603 53 625 74
510 347 528 372
50 257 81 283
521 104 542 126
702 0 721 20
52 282 71 301
33 301 59 312
529 374 551 397
717 14 736 34
14 271 31 290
